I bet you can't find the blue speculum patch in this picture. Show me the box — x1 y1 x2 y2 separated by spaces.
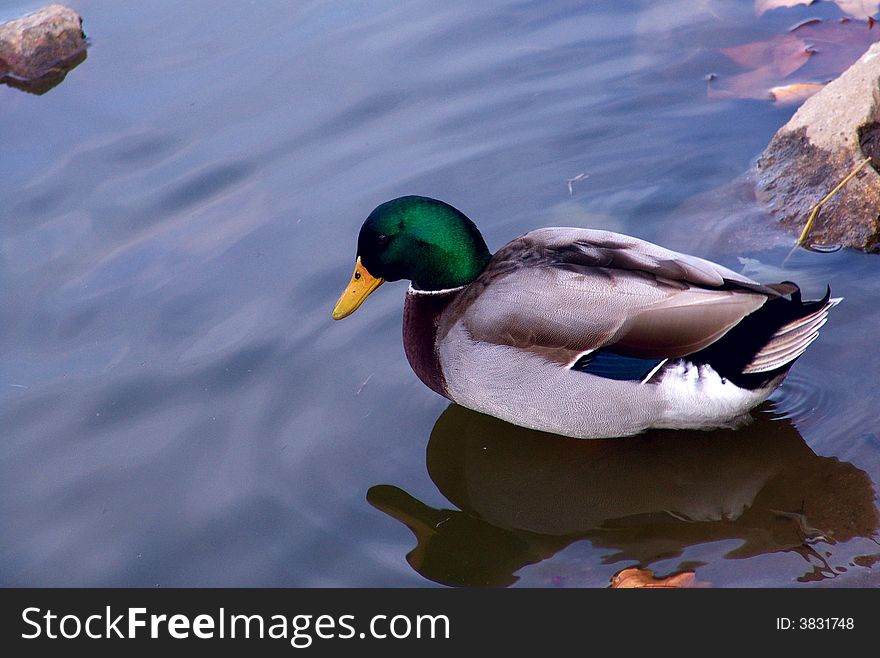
571 351 665 382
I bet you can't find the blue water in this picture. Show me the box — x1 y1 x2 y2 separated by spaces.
1 0 878 586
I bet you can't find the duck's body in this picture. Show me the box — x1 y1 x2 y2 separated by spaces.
334 197 838 439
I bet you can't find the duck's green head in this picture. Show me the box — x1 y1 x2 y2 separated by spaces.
333 196 491 319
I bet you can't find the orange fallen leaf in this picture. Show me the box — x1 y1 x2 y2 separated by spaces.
755 0 816 17
756 0 879 19
833 1 880 20
721 34 813 77
769 82 826 105
610 567 704 588
790 18 880 76
708 66 782 101
712 18 880 103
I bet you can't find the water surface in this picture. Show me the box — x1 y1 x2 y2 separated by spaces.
1 0 878 586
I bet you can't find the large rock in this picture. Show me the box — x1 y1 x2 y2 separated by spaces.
0 4 86 91
755 42 880 252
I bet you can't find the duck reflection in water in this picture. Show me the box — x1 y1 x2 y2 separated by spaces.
368 404 879 587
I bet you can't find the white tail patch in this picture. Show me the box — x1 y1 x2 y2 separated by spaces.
656 361 777 429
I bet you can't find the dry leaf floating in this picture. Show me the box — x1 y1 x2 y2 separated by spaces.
712 18 880 102
769 82 826 104
609 568 701 589
833 1 880 20
755 0 816 16
755 0 879 19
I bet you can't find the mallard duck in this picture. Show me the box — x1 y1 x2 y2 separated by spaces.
333 196 838 439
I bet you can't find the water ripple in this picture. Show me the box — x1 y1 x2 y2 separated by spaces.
770 370 836 427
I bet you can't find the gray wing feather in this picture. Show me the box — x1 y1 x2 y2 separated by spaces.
523 228 771 291
458 228 769 361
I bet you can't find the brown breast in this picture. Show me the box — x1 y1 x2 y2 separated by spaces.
402 288 461 398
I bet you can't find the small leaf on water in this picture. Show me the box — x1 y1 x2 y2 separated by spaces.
712 19 880 103
769 82 825 105
755 0 816 16
721 34 812 77
834 1 880 20
609 567 704 588
755 0 879 19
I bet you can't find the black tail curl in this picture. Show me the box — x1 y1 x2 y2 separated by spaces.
687 283 835 390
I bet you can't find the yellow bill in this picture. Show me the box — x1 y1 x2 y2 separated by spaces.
332 257 384 320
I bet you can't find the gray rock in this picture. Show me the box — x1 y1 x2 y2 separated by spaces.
0 4 86 91
755 42 880 252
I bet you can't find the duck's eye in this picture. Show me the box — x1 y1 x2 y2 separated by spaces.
377 234 390 245
354 271 361 280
